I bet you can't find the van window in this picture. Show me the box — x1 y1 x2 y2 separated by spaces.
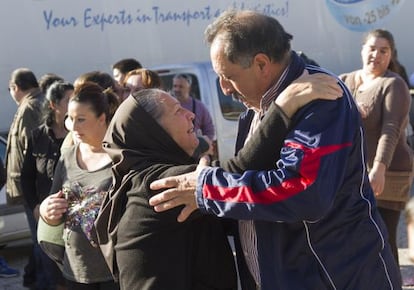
158 73 245 121
216 78 246 121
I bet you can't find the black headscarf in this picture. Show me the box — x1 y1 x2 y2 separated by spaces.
95 93 237 289
103 93 196 187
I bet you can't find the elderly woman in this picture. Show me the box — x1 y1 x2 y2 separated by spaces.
97 89 237 290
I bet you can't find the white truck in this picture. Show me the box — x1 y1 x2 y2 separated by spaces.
0 0 413 244
1 0 413 139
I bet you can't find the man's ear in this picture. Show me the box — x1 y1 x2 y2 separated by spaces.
254 53 271 72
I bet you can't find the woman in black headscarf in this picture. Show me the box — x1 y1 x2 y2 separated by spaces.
96 89 237 290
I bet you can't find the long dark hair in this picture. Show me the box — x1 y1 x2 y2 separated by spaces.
43 81 74 126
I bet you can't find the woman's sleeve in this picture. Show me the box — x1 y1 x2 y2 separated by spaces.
221 102 291 173
375 77 411 167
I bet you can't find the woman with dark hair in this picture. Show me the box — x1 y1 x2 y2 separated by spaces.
38 73 64 95
22 80 74 290
39 82 120 290
340 29 413 276
22 81 73 217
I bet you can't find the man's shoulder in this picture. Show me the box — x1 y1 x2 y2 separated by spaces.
294 97 360 140
18 104 43 126
27 95 44 109
21 96 43 113
19 92 43 116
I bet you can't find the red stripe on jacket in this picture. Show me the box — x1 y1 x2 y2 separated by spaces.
203 141 352 204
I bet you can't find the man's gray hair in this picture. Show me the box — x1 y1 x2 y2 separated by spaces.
204 10 292 67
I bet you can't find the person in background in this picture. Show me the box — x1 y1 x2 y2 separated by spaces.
112 58 142 86
21 81 74 290
339 29 413 280
6 68 44 204
6 68 44 288
172 74 216 141
39 73 65 95
0 257 19 278
25 72 65 288
61 70 121 153
0 158 19 278
39 82 119 290
74 70 122 101
149 10 401 289
122 68 162 97
112 58 142 100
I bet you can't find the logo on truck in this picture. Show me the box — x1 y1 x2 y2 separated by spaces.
326 0 405 31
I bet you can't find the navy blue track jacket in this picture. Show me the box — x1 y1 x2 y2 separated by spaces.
195 57 401 289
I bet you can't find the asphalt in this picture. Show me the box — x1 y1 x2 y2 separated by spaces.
0 216 413 290
399 214 414 290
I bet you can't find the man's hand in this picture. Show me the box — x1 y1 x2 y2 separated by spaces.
149 166 205 222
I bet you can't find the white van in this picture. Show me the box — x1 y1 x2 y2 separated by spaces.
1 0 413 134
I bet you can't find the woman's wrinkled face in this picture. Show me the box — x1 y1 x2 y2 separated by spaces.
361 36 392 76
67 100 106 144
157 92 199 156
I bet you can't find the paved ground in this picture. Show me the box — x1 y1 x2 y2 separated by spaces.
399 212 414 290
0 238 31 290
0 215 413 290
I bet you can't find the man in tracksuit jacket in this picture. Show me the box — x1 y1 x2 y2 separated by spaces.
150 10 401 289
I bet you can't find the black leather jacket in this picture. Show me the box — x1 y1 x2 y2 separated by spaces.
21 123 65 210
